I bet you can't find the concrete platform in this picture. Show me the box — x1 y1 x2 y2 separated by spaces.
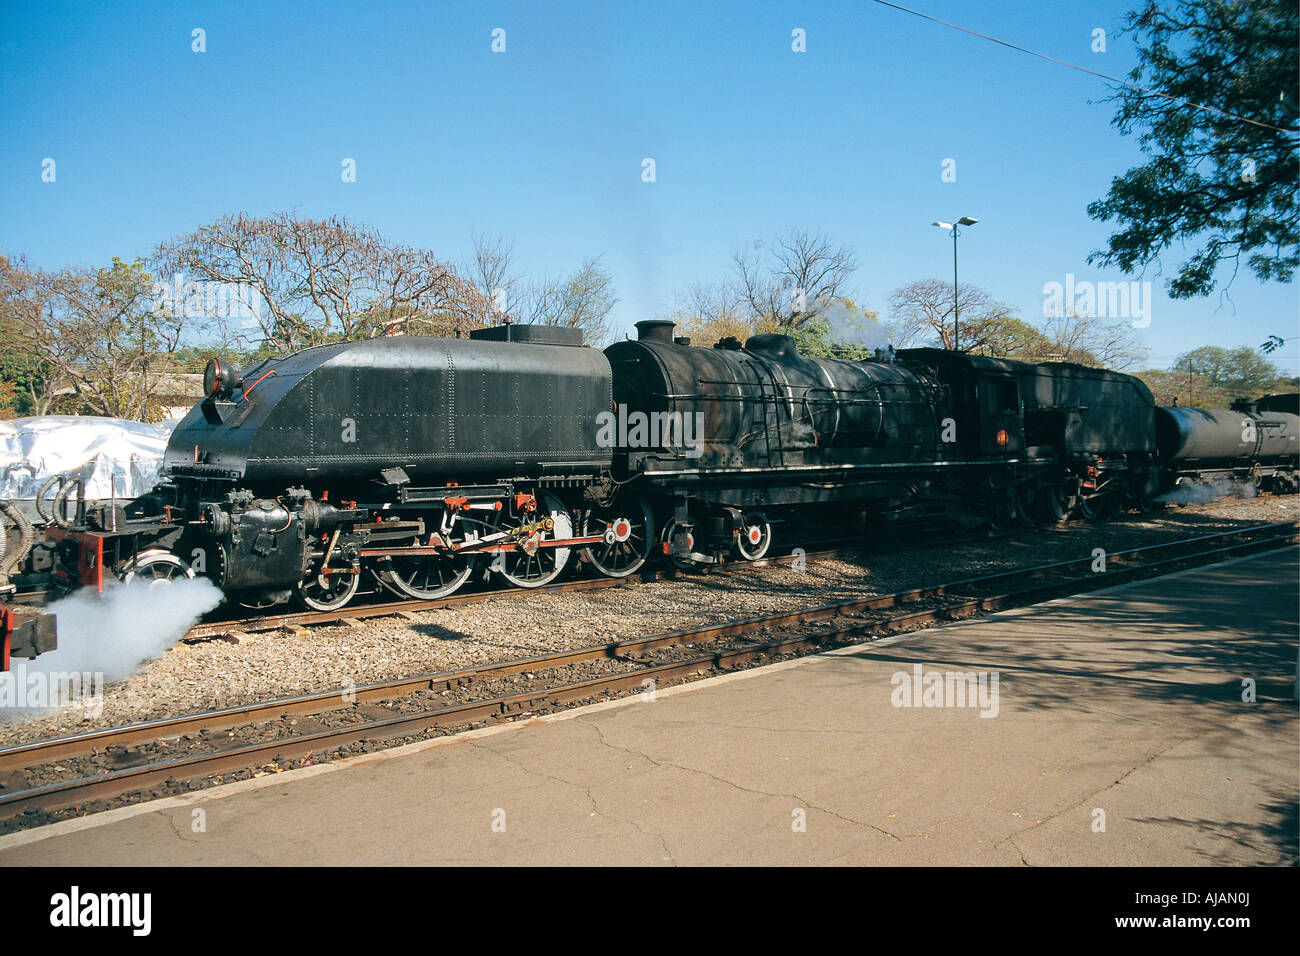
2 548 1296 866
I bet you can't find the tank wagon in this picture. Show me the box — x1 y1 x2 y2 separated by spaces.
1 319 1296 656
1156 402 1299 491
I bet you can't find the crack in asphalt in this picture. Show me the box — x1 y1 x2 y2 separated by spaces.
584 720 904 842
162 811 199 846
988 717 1241 862
465 738 677 864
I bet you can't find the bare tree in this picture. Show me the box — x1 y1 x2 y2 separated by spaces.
464 232 524 322
523 256 618 344
364 243 486 339
888 279 1149 370
733 229 858 327
0 254 59 415
1037 311 1149 370
887 279 1019 353
155 212 487 352
463 236 619 343
665 280 754 345
3 257 193 420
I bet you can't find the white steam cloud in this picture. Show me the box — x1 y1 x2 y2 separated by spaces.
1 577 223 724
1155 478 1257 506
41 577 223 680
809 296 892 353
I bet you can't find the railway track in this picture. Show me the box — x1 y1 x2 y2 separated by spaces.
179 499 1279 642
1 520 1295 831
181 535 866 642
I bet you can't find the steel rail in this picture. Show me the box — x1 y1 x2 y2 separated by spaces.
0 521 1293 823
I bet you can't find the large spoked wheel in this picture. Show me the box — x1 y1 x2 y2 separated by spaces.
660 517 698 571
119 550 195 588
581 496 654 578
295 569 361 611
733 512 772 561
379 547 474 600
496 492 573 588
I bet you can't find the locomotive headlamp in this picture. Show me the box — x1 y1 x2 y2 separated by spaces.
203 359 239 399
996 429 1010 447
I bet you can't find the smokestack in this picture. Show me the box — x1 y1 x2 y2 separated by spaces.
635 320 676 343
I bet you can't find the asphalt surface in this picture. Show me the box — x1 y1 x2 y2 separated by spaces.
2 548 1296 866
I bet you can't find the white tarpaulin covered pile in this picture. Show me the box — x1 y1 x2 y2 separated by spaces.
0 417 175 518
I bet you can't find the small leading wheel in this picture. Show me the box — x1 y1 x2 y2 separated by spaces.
380 547 474 600
733 512 772 561
119 550 195 588
660 517 697 571
581 496 654 578
496 492 573 588
295 569 360 611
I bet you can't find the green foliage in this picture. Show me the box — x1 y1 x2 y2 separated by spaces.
0 343 51 416
169 343 280 373
0 254 54 415
1133 369 1217 406
1087 0 1299 297
1172 345 1287 397
1136 344 1293 406
787 318 875 361
0 380 18 419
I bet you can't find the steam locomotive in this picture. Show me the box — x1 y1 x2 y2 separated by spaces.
2 319 1297 664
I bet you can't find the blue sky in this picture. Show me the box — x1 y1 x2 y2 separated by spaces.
1 0 1296 374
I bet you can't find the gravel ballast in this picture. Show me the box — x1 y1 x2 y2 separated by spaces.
1 494 1294 747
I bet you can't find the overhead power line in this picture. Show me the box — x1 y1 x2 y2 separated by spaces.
869 0 1298 135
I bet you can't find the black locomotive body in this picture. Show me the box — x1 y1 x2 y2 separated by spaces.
168 328 611 489
2 317 1296 658
607 319 947 477
153 326 617 609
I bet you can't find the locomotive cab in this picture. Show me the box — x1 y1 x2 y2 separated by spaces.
895 351 1026 458
977 373 1024 456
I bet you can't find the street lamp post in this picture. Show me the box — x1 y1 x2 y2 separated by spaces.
932 217 978 351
